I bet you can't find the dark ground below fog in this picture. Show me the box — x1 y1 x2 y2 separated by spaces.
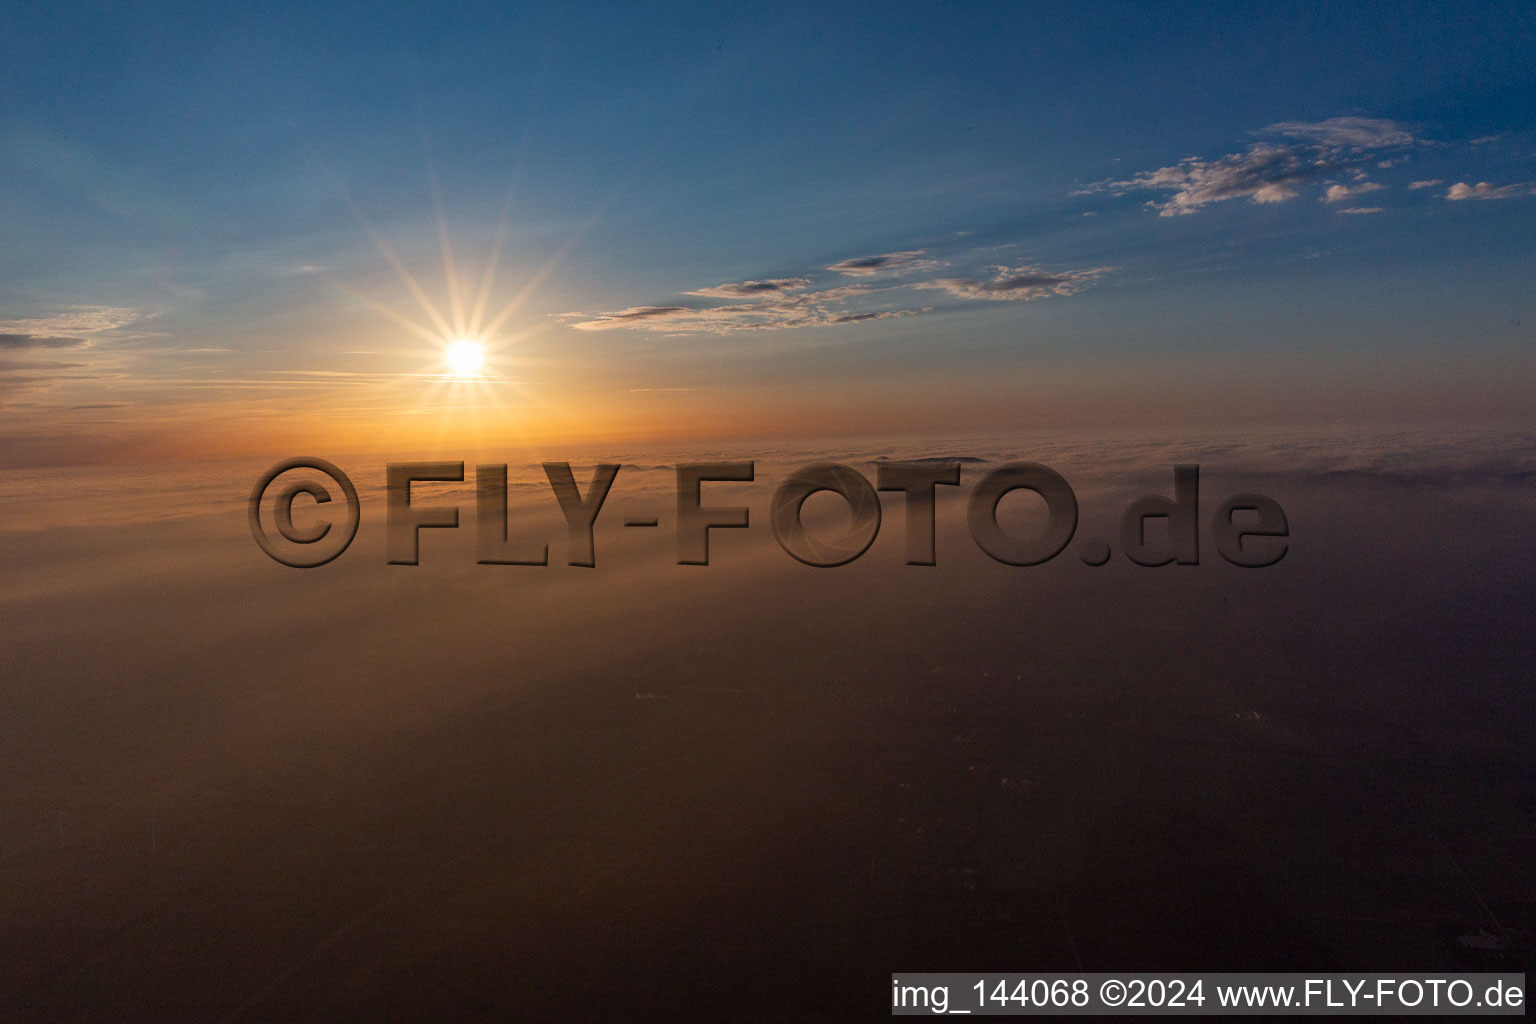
0 452 1532 1021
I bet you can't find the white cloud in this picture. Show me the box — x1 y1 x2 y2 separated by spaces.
1323 181 1385 203
1446 181 1536 201
1338 207 1383 215
1408 179 1442 190
1100 145 1312 216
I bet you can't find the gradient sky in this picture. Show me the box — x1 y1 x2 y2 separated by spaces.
2 1 1534 463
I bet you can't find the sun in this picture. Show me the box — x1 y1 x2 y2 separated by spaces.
444 338 485 377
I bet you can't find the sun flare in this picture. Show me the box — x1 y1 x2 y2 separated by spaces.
445 338 485 377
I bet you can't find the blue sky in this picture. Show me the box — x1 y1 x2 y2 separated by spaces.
1 2 1534 458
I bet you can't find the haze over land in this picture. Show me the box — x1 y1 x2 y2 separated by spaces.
2 430 1532 1016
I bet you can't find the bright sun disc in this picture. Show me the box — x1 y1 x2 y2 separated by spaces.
445 339 484 377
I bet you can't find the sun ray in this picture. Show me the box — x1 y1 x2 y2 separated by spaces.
423 136 468 338
358 215 457 341
322 164 457 341
325 280 446 346
477 165 645 338
479 220 592 339
468 174 521 338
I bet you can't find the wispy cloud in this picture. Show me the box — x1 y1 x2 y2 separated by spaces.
569 306 688 328
1264 116 1416 149
1338 207 1384 215
825 250 934 276
0 306 139 336
686 278 810 299
1081 117 1416 216
0 339 115 399
566 302 926 334
917 264 1111 301
564 247 1105 333
1446 181 1536 201
0 333 90 350
1408 179 1443 190
0 305 144 386
828 310 925 323
0 359 87 371
565 263 929 333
